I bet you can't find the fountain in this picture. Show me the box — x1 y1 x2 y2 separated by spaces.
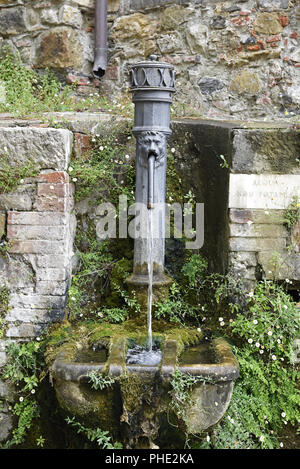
48 57 239 449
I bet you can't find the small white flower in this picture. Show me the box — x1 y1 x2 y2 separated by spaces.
99 146 104 151
20 179 24 184
125 154 130 159
220 321 225 326
218 317 223 322
283 305 288 310
272 355 277 361
259 435 265 442
281 412 286 418
36 337 40 342
214 402 218 406
268 330 273 336
259 350 264 354
277 339 281 344
253 319 258 325
31 389 35 394
206 435 210 442
171 148 176 153
19 397 24 402
72 177 78 182
248 291 254 297
255 342 260 348
280 442 284 448
197 327 201 332
248 338 253 344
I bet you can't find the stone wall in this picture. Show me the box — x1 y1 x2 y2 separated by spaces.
0 1 299 119
228 127 300 291
0 127 75 361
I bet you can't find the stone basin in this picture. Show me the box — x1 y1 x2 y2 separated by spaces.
50 334 239 444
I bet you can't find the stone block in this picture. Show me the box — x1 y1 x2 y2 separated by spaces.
9 293 66 309
229 237 286 252
7 225 66 241
230 71 262 96
59 5 82 29
0 192 33 211
0 128 72 171
35 27 84 69
229 209 286 225
229 223 287 238
36 280 68 296
231 129 300 175
36 268 67 281
257 0 289 10
229 174 300 209
0 412 13 442
5 323 37 338
7 211 67 226
0 7 26 35
257 251 296 280
0 213 5 238
253 12 283 35
229 251 257 267
8 240 66 254
110 13 158 42
5 307 64 323
35 254 67 269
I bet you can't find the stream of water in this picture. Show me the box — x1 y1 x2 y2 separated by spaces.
147 207 154 351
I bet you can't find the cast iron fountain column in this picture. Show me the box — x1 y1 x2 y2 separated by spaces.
126 56 175 313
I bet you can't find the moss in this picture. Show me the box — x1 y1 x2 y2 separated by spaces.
0 286 10 338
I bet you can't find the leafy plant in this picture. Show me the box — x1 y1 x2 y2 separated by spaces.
0 340 45 448
65 416 122 449
88 371 116 391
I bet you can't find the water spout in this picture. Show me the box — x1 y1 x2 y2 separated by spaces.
126 57 175 348
147 153 155 210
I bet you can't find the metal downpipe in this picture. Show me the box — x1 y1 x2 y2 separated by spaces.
93 0 107 78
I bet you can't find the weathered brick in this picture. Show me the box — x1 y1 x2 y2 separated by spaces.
278 15 289 27
8 240 65 254
36 197 69 212
38 172 69 184
37 182 69 198
7 211 67 226
266 34 281 42
7 225 66 240
74 133 92 158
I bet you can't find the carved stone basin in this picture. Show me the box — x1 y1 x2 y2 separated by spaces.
50 334 239 446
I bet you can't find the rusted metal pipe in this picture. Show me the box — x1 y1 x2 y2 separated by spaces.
93 0 107 78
